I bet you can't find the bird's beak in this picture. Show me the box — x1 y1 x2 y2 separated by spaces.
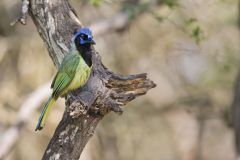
88 37 96 45
90 39 96 45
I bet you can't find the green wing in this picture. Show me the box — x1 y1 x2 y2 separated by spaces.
51 53 80 97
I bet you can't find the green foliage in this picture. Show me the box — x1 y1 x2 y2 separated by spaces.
185 18 204 44
150 11 165 22
150 10 204 44
202 48 240 88
160 0 178 8
123 0 151 20
89 0 102 7
185 18 198 25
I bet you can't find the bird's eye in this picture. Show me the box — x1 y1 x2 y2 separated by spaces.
80 34 88 40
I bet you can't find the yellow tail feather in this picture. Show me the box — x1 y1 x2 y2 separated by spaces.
35 96 56 131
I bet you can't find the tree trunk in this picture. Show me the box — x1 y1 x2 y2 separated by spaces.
26 0 156 159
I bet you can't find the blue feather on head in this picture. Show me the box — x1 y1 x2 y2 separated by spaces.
73 27 95 45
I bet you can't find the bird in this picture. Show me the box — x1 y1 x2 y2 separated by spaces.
35 28 95 131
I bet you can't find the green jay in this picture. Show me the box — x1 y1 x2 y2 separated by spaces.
35 28 95 131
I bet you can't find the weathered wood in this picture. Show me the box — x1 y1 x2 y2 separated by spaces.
27 0 156 159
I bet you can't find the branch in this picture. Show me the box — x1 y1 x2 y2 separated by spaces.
10 0 29 25
0 83 51 159
90 12 129 36
9 0 156 159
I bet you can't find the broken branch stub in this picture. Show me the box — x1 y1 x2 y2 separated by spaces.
67 52 156 117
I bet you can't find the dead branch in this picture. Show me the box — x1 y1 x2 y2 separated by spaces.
10 0 29 25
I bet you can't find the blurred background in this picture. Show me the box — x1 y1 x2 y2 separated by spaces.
0 0 239 160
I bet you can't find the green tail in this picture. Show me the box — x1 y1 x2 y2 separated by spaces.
35 96 56 131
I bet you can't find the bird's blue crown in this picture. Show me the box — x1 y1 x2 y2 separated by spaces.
73 28 95 45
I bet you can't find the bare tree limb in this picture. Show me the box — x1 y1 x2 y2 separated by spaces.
28 0 155 158
10 0 29 25
90 12 129 36
30 0 155 159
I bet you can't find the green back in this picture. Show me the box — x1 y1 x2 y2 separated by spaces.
51 52 80 97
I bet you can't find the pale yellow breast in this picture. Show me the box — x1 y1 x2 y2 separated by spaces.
63 58 92 95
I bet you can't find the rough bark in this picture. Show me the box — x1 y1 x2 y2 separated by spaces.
27 0 156 159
